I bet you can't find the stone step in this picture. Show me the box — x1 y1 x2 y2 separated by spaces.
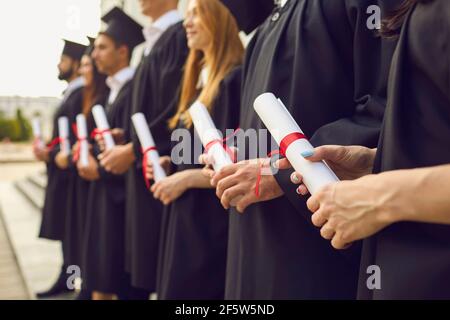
0 198 30 299
27 174 47 190
14 179 45 210
0 182 63 300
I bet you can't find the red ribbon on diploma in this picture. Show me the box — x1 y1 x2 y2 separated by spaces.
72 123 87 163
90 128 111 139
45 137 63 151
203 128 241 163
255 132 308 197
142 146 157 189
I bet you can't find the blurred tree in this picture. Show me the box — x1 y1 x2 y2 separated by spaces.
0 108 32 142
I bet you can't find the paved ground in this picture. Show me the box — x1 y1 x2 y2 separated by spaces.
0 144 64 300
0 206 29 299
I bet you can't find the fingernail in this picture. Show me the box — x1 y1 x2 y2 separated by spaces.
291 173 299 183
301 150 314 158
296 187 301 195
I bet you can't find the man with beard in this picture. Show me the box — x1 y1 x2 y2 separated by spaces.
33 39 86 298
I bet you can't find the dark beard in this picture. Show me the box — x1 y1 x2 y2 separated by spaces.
58 69 74 81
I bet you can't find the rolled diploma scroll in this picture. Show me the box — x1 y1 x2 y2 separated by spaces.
189 101 241 207
58 116 71 154
188 101 233 172
76 114 89 167
131 113 166 182
92 105 115 150
253 92 339 194
31 117 44 149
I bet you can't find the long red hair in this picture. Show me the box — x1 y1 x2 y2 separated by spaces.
169 0 244 129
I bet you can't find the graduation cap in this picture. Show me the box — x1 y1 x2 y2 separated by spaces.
221 0 274 34
101 7 145 51
85 37 96 56
62 39 87 61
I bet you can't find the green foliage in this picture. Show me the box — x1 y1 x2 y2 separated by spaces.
0 108 32 142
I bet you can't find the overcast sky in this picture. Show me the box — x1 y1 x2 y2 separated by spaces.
0 0 101 97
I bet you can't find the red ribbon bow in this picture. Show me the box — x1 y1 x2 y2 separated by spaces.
46 137 63 151
255 132 308 197
90 128 111 139
72 123 87 163
203 128 241 163
142 146 157 189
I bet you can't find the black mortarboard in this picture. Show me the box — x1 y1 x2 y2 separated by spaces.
85 37 96 56
101 7 145 51
221 0 274 34
62 39 88 61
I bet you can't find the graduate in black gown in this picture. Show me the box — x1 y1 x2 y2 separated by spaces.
209 0 401 299
79 7 144 300
62 39 108 300
147 0 245 299
33 39 86 298
287 0 450 300
97 0 188 297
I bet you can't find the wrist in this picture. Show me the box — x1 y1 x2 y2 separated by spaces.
377 169 422 224
183 170 196 189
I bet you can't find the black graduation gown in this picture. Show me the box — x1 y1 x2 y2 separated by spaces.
83 81 132 293
226 0 400 299
124 22 189 291
158 67 241 300
358 0 450 300
63 95 106 268
39 86 83 241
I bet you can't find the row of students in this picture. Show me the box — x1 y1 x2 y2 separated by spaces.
34 0 450 300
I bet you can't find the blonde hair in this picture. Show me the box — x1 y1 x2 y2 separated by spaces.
169 0 244 129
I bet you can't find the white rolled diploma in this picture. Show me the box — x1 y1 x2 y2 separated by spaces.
57 116 71 154
188 101 233 172
131 113 166 182
92 105 115 150
253 92 339 194
31 117 45 149
75 114 89 167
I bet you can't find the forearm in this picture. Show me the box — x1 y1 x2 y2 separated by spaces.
382 164 450 225
184 169 214 189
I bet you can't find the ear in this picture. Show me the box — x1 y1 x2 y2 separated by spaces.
72 59 81 73
118 44 130 62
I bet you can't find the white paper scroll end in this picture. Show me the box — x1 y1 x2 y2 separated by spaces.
253 92 339 194
131 112 166 182
31 117 45 149
76 114 89 167
92 104 115 151
58 116 71 154
188 101 233 172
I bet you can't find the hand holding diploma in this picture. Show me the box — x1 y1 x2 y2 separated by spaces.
77 152 100 181
276 145 377 195
210 159 284 213
144 156 172 181
98 143 135 175
131 113 166 187
92 105 115 151
95 128 125 152
253 93 339 195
